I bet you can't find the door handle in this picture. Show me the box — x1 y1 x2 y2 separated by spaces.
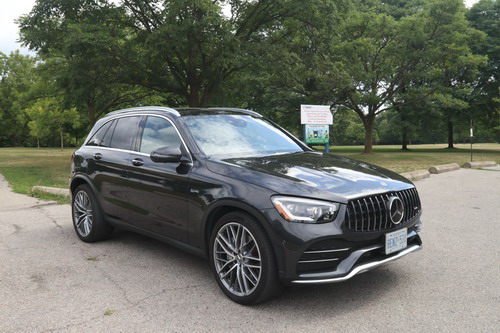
131 158 144 167
93 153 102 160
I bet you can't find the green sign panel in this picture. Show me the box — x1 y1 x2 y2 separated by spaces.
305 124 329 144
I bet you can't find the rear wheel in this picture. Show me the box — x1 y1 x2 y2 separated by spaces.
209 212 281 305
72 184 112 242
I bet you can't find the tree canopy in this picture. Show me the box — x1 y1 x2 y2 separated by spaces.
0 0 495 149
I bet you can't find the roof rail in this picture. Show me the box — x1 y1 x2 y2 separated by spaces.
106 106 180 117
207 107 262 118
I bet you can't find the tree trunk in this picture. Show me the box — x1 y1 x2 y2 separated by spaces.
187 95 201 107
200 85 216 107
402 126 409 150
37 138 40 149
87 100 96 126
187 82 202 107
447 120 454 149
363 115 375 153
60 129 64 151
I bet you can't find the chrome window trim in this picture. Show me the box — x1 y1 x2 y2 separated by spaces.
85 113 193 164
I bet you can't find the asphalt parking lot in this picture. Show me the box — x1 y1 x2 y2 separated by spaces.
0 168 499 333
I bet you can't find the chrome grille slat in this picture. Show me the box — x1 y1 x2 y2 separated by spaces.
411 188 419 217
353 201 359 231
368 197 376 231
406 190 412 218
346 189 421 232
384 194 390 229
375 195 383 231
401 190 409 220
346 207 352 230
358 200 364 231
363 198 370 231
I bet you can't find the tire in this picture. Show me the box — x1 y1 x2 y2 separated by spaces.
209 211 281 305
72 184 113 243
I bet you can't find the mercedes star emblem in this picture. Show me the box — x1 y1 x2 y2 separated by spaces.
387 196 404 224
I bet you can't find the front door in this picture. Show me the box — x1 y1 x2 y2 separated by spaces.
126 116 190 242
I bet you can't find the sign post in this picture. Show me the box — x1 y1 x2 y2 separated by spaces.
470 120 474 162
300 105 333 152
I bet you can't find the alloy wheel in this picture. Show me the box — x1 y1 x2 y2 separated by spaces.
73 190 93 237
213 222 262 297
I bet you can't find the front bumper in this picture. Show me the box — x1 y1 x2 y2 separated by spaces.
263 207 423 284
292 233 422 284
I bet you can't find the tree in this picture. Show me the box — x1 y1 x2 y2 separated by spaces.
0 51 37 146
18 0 302 113
26 98 81 150
331 107 367 145
263 0 484 152
18 0 162 126
467 0 500 142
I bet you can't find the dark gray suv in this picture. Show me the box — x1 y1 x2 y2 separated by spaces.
70 106 423 304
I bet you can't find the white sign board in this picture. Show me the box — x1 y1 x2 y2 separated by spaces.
300 105 333 125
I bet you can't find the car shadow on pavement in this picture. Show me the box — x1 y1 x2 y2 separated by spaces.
102 229 404 315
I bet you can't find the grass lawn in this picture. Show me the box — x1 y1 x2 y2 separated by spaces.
325 143 500 173
0 148 73 202
0 144 498 201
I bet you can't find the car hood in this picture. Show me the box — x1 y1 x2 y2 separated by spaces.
205 151 413 203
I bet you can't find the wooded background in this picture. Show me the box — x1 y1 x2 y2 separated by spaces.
1 0 498 152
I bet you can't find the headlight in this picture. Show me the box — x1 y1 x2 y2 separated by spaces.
271 196 339 223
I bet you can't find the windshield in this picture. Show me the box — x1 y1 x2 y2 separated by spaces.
181 115 304 158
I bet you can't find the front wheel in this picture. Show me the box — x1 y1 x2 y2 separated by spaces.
209 212 281 305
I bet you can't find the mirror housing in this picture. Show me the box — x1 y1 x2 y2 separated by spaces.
150 146 183 163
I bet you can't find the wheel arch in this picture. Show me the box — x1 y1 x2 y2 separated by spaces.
201 200 285 274
203 201 266 249
70 175 101 205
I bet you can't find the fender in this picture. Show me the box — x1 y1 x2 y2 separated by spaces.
70 173 104 209
199 198 286 273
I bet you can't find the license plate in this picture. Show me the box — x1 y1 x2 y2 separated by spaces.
385 228 407 255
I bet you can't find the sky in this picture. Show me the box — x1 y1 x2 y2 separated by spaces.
0 0 482 56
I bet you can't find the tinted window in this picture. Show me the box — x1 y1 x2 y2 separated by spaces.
139 116 182 154
86 120 115 147
109 116 141 150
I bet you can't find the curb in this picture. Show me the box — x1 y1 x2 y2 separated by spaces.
401 169 430 181
428 163 460 174
463 161 498 169
32 186 70 197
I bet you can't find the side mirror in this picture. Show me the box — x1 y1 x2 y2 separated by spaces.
150 146 183 163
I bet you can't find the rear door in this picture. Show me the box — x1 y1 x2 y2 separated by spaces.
127 115 190 242
85 116 141 221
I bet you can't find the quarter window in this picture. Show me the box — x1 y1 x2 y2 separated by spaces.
86 120 115 147
139 116 182 154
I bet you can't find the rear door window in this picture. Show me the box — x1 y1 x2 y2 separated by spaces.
109 116 142 151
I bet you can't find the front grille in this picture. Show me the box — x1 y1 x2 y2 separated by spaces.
345 188 421 232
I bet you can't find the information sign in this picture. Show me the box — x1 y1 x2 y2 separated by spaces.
305 125 329 144
300 105 333 125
